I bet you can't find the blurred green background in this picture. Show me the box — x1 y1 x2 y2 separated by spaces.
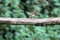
0 0 60 40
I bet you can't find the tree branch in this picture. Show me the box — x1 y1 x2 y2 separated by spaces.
0 17 60 25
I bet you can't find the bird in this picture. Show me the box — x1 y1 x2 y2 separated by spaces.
29 11 37 19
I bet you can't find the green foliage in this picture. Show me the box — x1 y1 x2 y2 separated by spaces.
0 0 60 40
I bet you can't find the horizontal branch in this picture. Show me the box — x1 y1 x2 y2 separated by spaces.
0 17 60 25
